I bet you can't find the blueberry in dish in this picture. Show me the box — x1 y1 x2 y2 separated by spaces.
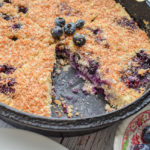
142 126 150 144
133 144 150 150
0 0 149 117
133 126 150 150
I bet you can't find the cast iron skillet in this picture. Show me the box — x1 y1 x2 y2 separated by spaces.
0 0 150 137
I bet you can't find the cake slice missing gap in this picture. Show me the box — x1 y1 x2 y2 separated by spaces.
55 44 107 96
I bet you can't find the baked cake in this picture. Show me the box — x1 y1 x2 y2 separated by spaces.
0 0 149 116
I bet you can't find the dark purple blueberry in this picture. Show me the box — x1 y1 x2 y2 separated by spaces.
0 85 15 94
88 60 99 74
2 14 11 21
18 6 28 14
135 50 150 70
11 36 18 41
72 88 78 94
0 65 16 74
12 24 22 30
0 3 3 7
62 103 68 113
0 65 6 72
73 33 86 47
66 96 72 100
54 17 65 27
127 76 140 88
104 43 110 49
3 0 11 3
133 144 150 150
51 26 63 39
87 27 103 35
116 17 137 30
4 65 16 74
75 20 85 29
93 28 103 35
142 126 150 144
121 50 150 90
137 50 145 58
92 87 98 94
64 23 76 35
137 51 148 62
7 78 16 86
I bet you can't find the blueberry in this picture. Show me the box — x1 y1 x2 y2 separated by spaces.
75 20 85 29
133 144 150 150
0 85 15 94
51 26 63 39
2 65 16 74
73 33 86 47
0 65 6 72
2 14 11 21
11 36 18 41
142 126 150 144
54 17 65 27
12 24 22 30
3 0 11 3
18 6 28 14
64 23 76 35
7 78 16 86
127 76 140 88
88 60 99 74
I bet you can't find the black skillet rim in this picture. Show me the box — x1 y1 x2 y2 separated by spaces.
0 0 150 131
0 88 149 132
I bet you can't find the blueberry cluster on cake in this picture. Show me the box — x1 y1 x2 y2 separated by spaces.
0 0 149 116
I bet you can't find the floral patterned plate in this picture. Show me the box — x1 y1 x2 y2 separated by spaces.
114 104 150 150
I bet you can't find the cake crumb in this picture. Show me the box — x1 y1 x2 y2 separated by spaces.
67 105 73 113
60 97 63 101
75 112 79 116
75 107 78 110
138 69 147 76
68 113 73 118
55 69 61 74
105 104 115 112
52 105 56 109
58 112 62 117
63 65 70 72
54 100 61 106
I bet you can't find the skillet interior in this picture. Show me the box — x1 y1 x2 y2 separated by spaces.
0 0 150 136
